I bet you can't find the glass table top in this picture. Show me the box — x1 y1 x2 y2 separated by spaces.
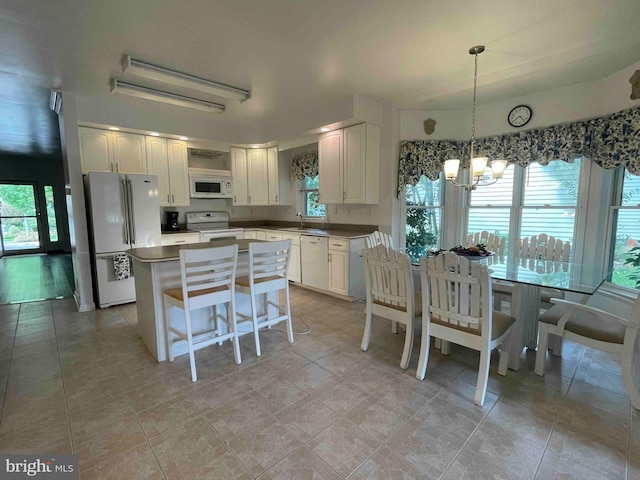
407 251 608 296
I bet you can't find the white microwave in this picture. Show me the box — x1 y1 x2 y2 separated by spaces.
189 169 234 199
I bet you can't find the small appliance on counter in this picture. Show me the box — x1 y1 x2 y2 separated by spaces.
165 211 180 231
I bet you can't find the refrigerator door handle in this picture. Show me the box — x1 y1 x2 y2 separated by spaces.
121 178 130 244
127 179 137 244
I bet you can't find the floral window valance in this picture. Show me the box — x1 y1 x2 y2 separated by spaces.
291 151 318 180
398 105 640 196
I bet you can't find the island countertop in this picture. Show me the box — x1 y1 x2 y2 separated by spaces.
127 238 264 263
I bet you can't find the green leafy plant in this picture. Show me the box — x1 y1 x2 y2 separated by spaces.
624 246 640 288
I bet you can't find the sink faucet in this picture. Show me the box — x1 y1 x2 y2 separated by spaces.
296 212 304 229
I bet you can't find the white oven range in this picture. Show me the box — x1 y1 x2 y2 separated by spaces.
185 211 244 242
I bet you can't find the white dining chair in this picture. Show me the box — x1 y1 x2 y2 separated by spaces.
535 292 640 410
163 244 241 383
361 244 422 369
235 239 293 356
365 230 393 249
493 233 571 311
418 252 514 406
464 231 506 256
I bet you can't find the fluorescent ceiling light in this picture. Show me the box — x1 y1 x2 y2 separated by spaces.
111 80 225 113
123 56 250 102
150 132 160 136
179 136 188 141
108 126 120 131
320 127 330 132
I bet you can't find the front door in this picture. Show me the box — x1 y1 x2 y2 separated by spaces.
0 182 45 255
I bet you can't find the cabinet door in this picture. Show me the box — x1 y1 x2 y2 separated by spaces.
318 129 343 204
289 243 301 282
264 231 283 241
244 230 258 239
267 147 279 205
247 148 269 205
79 127 113 173
231 147 249 205
167 139 190 206
146 136 170 206
343 124 366 204
112 132 147 174
329 249 349 295
256 230 266 240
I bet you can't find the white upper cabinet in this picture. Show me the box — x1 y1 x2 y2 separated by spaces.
80 127 148 175
318 123 380 205
147 137 189 207
318 129 343 204
232 146 290 206
111 132 147 174
231 147 249 205
267 146 292 205
79 127 114 173
267 147 280 204
166 139 189 206
247 148 269 205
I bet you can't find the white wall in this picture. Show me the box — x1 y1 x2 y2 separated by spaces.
401 61 640 141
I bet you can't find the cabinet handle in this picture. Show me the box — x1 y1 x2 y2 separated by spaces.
234 196 236 203
328 252 331 262
172 194 175 203
332 243 342 247
343 191 346 200
175 240 186 243
249 195 252 203
111 162 114 172
275 194 278 202
116 162 119 172
167 194 170 203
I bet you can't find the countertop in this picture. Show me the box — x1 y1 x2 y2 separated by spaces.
160 229 199 235
259 227 370 239
127 238 264 263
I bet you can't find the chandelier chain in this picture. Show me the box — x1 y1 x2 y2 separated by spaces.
471 50 479 162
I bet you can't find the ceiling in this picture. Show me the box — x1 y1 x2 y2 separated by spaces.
1 0 639 153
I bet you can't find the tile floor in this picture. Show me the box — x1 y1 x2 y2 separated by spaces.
0 286 638 479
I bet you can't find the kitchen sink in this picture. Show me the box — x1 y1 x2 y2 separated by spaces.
278 227 328 234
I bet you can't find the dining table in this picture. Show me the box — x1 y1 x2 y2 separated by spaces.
409 252 609 370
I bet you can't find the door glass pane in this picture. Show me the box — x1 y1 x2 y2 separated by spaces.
44 185 58 242
0 184 41 251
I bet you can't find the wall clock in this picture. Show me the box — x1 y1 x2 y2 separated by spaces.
507 105 532 128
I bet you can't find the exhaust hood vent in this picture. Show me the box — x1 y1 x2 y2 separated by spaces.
189 149 224 160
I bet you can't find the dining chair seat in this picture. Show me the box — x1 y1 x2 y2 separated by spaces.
535 293 640 410
540 304 626 344
374 292 422 315
430 309 514 341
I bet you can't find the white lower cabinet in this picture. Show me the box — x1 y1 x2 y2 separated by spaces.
160 233 201 246
328 238 349 295
280 232 301 283
244 229 258 239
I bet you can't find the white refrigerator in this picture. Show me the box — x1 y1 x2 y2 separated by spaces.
84 172 161 308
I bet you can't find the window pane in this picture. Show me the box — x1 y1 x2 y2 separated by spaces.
470 164 514 206
44 186 58 242
467 208 511 245
523 160 580 206
405 175 441 207
0 184 37 216
305 175 319 189
521 208 575 244
611 208 640 288
621 171 640 206
305 191 325 216
406 207 441 261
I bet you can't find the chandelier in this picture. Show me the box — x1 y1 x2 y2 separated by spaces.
444 46 507 191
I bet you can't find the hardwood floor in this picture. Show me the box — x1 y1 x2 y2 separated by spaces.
0 253 74 304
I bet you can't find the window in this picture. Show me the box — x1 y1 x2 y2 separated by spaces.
302 175 325 216
405 175 443 261
468 159 581 255
610 170 640 288
44 186 59 243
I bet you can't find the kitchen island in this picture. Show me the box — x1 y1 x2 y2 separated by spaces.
127 238 271 361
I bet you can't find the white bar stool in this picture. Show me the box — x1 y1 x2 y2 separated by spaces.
235 239 293 356
163 244 241 382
